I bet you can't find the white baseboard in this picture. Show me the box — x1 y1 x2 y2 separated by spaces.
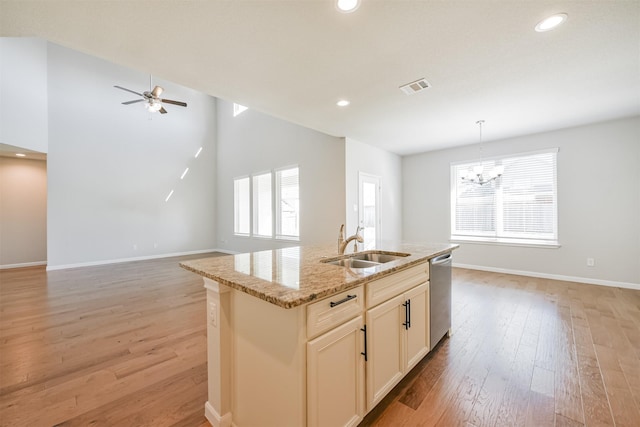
46 248 222 271
0 261 47 270
204 401 232 427
453 262 640 291
213 248 241 255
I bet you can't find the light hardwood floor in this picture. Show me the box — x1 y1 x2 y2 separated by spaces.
1 256 639 426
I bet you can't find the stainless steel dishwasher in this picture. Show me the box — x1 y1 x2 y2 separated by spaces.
429 253 452 350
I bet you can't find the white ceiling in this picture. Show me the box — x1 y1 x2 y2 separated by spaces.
1 0 638 156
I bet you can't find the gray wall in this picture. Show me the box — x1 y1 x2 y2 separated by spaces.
403 116 640 286
0 157 47 267
0 37 48 153
345 137 402 244
216 98 345 253
46 43 217 268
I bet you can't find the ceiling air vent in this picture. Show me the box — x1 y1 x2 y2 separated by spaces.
399 78 431 95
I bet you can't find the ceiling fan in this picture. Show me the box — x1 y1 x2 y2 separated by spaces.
114 77 187 114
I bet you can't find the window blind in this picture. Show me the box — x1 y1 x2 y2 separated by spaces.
451 149 558 245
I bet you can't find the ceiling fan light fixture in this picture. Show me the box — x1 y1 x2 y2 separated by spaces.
336 0 360 13
535 13 568 32
146 101 162 112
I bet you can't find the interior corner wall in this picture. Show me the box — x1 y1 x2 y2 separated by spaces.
345 138 402 244
0 37 48 153
216 98 345 254
0 157 47 267
402 116 640 286
46 43 217 268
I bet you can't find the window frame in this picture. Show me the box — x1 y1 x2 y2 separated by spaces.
450 148 559 248
233 176 251 236
275 165 300 241
233 165 300 241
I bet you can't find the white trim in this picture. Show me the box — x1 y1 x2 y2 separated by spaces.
453 262 640 291
204 401 233 427
215 248 241 255
451 237 560 248
0 261 47 270
45 248 220 271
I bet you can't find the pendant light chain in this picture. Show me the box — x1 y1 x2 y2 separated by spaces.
461 119 503 185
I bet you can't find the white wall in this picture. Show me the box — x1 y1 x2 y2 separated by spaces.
0 38 48 153
216 99 345 253
0 157 47 267
345 138 402 244
403 116 640 286
46 43 217 268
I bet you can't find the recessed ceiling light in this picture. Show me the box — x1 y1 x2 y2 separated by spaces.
16 153 26 157
535 13 568 32
337 100 350 107
336 0 360 13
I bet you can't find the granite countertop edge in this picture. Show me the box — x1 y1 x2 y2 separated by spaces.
180 243 458 309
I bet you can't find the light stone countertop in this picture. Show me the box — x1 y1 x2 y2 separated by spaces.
180 242 458 309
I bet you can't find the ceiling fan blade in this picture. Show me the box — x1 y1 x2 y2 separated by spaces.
151 85 164 98
114 85 143 97
160 99 187 107
122 99 146 105
159 106 168 114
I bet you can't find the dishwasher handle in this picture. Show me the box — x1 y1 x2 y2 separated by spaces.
431 253 452 265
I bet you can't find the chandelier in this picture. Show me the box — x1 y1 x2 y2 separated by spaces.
461 120 504 185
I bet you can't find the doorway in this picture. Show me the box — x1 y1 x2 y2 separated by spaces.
358 172 381 250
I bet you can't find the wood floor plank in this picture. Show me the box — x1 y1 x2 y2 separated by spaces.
2 259 639 427
0 254 219 427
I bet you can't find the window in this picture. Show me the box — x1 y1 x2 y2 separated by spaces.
233 166 300 240
233 103 248 117
253 173 272 237
276 167 300 239
234 177 250 235
451 149 558 246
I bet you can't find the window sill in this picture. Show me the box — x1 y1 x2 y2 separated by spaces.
451 236 560 249
233 234 300 242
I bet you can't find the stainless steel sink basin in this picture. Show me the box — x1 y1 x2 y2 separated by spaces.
321 251 411 269
325 259 381 269
349 252 409 263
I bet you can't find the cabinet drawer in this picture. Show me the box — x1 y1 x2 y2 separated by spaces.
307 286 364 339
366 262 429 308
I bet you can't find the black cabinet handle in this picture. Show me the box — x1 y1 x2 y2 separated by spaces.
329 294 357 307
361 325 368 362
402 300 409 330
402 299 412 329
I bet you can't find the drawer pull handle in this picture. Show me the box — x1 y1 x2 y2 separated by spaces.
329 294 357 307
402 299 411 330
361 325 368 361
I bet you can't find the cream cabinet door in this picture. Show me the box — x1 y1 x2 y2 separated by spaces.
365 294 405 411
307 315 365 427
405 282 430 370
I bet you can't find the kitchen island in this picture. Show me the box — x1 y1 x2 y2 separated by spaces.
180 242 458 427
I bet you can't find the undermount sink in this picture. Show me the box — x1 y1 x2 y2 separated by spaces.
321 251 410 269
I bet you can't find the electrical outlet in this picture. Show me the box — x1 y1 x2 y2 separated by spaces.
587 258 595 267
154 242 158 248
209 302 217 327
133 243 137 251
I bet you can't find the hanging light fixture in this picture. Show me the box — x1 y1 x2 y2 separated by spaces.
461 120 504 185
